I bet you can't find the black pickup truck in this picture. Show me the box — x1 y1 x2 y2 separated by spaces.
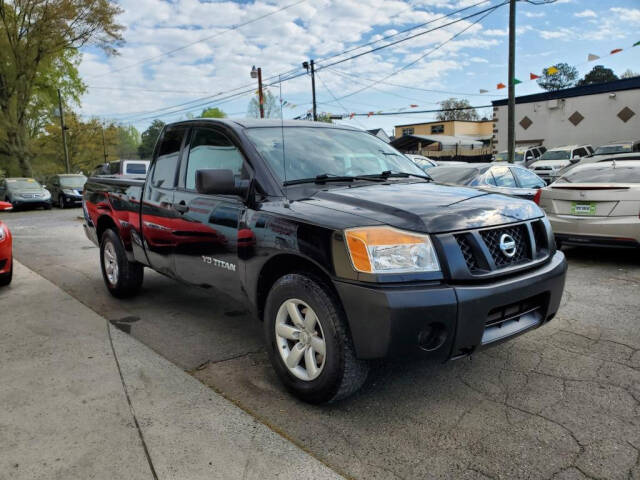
83 119 567 403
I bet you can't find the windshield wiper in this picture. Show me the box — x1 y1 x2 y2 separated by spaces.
283 173 385 186
364 170 432 181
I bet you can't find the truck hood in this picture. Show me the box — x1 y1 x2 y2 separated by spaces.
531 159 571 169
301 181 542 233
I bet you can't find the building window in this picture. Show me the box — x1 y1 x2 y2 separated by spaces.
431 124 444 134
402 128 414 136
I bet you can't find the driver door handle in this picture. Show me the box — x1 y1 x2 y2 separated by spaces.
173 201 188 214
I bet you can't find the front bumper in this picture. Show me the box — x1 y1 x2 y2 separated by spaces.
10 198 51 209
334 251 567 360
61 193 83 206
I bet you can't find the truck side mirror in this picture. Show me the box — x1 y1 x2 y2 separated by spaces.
196 169 248 197
570 156 580 164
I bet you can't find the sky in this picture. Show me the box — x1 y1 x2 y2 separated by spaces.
77 0 640 135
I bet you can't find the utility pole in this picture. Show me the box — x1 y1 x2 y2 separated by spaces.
507 0 516 163
57 89 70 173
101 125 108 163
302 60 317 121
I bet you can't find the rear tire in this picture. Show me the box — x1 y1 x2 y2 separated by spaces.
100 229 143 298
264 273 368 403
0 259 12 286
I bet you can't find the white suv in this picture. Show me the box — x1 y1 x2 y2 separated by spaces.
529 145 593 184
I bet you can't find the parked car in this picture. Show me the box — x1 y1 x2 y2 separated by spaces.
48 174 87 209
591 141 640 156
555 152 640 178
0 201 13 286
428 163 546 201
92 159 150 177
83 118 566 403
493 146 544 168
406 154 437 171
530 145 593 184
0 177 51 210
539 160 640 249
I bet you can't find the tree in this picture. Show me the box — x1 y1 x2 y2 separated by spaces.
621 69 639 79
138 120 165 159
576 65 618 86
200 107 226 118
0 0 124 176
247 90 281 119
115 125 141 159
536 63 579 91
436 98 479 121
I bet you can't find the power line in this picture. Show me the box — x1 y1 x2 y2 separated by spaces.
87 0 309 78
346 104 493 117
325 3 506 102
316 72 368 128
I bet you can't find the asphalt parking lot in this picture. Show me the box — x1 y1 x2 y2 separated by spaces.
3 207 640 480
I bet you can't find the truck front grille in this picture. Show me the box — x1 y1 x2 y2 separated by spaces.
486 294 547 328
480 224 529 268
450 220 550 277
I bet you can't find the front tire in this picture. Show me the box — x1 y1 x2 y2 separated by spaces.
264 273 368 403
58 195 65 209
0 259 12 286
100 229 143 298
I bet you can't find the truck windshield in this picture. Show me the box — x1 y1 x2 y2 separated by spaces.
540 150 570 160
245 127 425 182
60 176 87 188
494 152 524 162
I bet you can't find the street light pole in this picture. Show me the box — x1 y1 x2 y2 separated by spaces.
101 125 108 163
57 89 70 173
251 66 265 118
302 60 317 121
507 0 516 163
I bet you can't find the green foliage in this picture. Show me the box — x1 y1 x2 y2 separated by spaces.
138 120 166 159
436 98 479 121
0 0 124 176
115 125 141 159
576 65 618 86
248 90 281 119
200 107 227 118
536 63 579 91
316 113 333 123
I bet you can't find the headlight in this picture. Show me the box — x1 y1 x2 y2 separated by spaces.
345 226 440 274
0 226 5 242
42 190 51 199
62 189 74 195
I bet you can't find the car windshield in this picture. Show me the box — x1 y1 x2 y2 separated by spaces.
494 152 524 162
6 178 42 190
594 145 632 155
412 158 435 170
60 176 87 188
557 164 640 183
428 167 481 184
244 127 425 182
540 150 571 160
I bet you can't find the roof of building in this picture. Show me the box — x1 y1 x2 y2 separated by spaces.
395 119 492 128
391 134 485 150
492 77 640 107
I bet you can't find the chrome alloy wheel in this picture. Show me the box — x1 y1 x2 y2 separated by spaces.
275 299 326 381
103 241 119 285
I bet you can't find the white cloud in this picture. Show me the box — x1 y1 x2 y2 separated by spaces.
483 28 507 37
469 56 488 63
610 7 640 24
523 11 544 18
574 9 596 18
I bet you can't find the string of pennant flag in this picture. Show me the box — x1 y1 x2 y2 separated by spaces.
488 39 639 92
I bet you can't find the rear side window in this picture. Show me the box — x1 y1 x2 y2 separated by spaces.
185 128 246 191
491 166 517 187
558 165 640 183
513 167 545 188
125 163 147 175
152 127 186 188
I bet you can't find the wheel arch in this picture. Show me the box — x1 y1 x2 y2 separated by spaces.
254 253 339 322
96 214 119 243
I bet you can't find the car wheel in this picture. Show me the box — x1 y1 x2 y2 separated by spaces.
264 273 368 403
58 195 65 209
0 259 12 286
555 237 563 250
100 229 144 298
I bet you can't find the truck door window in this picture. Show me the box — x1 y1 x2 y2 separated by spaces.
185 128 246 191
152 127 185 187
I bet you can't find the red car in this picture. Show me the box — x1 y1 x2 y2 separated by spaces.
0 201 13 286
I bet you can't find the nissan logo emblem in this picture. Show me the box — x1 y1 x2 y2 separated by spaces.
499 233 517 258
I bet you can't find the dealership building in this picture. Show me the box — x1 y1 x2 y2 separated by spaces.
491 77 640 153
